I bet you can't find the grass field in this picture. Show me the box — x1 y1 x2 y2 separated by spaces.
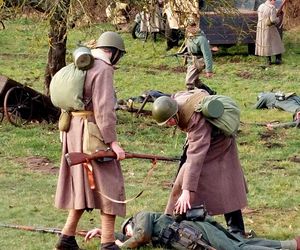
0 17 300 249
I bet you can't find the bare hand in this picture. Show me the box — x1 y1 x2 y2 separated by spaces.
110 141 125 160
115 239 124 247
174 189 191 214
84 228 101 242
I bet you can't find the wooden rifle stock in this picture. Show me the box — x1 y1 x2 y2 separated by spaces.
65 150 180 167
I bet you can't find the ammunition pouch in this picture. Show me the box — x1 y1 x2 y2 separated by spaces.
58 110 71 132
159 221 213 250
174 205 207 223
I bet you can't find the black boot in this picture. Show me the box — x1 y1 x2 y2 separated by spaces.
224 210 245 236
100 242 120 250
55 234 81 250
275 54 282 65
195 80 217 95
266 56 272 65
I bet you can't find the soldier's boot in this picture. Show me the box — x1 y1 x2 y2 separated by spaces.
194 79 217 95
152 32 158 42
55 234 81 250
275 54 282 65
100 242 120 250
224 210 245 236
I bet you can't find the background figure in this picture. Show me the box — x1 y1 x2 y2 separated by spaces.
164 1 181 50
105 2 130 31
55 32 126 250
85 211 300 250
184 17 213 91
255 0 285 65
139 0 165 42
152 90 248 236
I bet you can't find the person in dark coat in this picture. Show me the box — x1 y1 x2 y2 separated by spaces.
152 89 248 236
54 31 127 250
85 210 300 250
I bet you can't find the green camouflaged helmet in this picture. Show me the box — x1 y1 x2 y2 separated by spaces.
152 96 178 125
96 31 126 52
121 216 133 235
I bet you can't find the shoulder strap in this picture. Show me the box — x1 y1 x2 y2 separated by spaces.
178 91 208 128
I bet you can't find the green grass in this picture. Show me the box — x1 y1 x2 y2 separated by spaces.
0 17 300 249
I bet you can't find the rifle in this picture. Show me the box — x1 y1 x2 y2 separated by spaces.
276 0 288 17
267 120 299 129
65 150 180 167
0 223 93 237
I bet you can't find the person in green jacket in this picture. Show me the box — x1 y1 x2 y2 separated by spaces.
184 17 214 91
85 210 300 250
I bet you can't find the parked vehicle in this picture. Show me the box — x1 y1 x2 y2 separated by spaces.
200 0 283 54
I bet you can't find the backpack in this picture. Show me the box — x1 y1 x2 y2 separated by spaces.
50 63 86 111
50 46 94 111
196 95 240 136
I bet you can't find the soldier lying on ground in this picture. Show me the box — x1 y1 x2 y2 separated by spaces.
255 91 300 121
85 209 300 250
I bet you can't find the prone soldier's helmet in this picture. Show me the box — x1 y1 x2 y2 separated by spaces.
121 216 133 235
96 31 126 53
152 96 178 125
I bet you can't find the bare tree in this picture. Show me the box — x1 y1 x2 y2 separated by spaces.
44 0 70 96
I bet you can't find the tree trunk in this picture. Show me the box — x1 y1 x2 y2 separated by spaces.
44 0 70 96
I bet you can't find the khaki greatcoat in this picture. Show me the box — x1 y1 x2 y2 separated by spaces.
55 52 126 217
165 91 247 216
255 0 285 56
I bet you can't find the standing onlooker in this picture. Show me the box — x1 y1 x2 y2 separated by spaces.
184 17 214 92
54 31 127 250
255 0 285 65
152 90 248 236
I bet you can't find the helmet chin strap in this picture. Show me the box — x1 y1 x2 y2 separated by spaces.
111 49 122 65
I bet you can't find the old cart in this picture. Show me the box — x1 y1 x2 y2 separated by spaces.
0 75 60 126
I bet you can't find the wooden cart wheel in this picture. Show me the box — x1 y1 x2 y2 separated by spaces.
3 86 33 126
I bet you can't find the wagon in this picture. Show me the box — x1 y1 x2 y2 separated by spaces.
0 75 60 126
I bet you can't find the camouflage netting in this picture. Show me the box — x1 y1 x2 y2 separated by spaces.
283 0 300 31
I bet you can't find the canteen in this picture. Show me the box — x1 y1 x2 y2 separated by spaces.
73 46 94 70
201 99 224 118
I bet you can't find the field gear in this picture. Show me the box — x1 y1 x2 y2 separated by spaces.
159 221 215 250
55 234 81 250
196 95 240 136
152 96 178 125
73 46 94 70
96 31 126 52
50 63 86 111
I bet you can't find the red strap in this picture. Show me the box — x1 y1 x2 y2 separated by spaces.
83 162 95 190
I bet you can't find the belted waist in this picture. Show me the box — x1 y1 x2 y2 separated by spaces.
71 111 94 117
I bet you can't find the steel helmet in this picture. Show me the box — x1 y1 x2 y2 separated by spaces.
152 96 178 125
121 216 133 235
96 31 126 52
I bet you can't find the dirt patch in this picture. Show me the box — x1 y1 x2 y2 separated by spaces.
15 156 58 175
170 66 186 73
237 70 252 79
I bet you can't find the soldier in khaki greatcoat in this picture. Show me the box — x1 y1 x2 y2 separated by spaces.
255 0 285 65
152 90 248 236
55 32 127 250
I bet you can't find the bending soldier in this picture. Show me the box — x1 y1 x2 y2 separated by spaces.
85 210 300 250
152 89 247 236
